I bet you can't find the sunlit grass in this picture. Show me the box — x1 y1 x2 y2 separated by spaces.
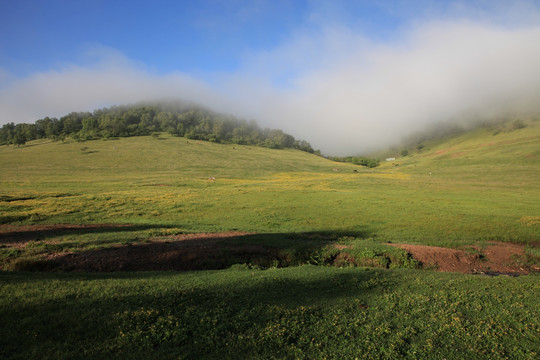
1 125 538 246
1 121 539 359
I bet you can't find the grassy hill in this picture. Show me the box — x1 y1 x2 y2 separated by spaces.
0 119 539 359
1 119 538 245
383 118 539 178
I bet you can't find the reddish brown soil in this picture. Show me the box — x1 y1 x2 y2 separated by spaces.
1 224 537 274
0 226 263 271
388 242 535 275
435 148 456 155
450 151 468 159
46 231 274 272
333 244 351 250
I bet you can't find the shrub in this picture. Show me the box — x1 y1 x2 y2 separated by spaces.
512 119 526 130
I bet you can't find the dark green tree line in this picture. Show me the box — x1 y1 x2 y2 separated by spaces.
328 156 380 168
0 101 316 153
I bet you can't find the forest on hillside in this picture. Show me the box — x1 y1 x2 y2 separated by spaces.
0 101 316 153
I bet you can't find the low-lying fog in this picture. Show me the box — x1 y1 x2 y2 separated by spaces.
1 6 540 155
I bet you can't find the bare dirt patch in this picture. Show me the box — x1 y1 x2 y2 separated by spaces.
3 224 537 274
450 151 468 159
388 242 534 275
435 148 455 155
333 244 352 250
45 232 275 272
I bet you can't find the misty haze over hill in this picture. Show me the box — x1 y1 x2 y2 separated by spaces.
1 2 540 155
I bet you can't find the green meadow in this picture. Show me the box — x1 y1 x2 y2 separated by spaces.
1 268 538 359
1 119 539 358
1 121 538 245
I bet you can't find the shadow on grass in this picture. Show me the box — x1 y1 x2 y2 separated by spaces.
6 228 372 272
0 267 390 359
0 195 37 202
0 224 179 245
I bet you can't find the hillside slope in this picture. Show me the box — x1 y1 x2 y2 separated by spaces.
1 122 538 246
0 134 330 182
381 118 539 180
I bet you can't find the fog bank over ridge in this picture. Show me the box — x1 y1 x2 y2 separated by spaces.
2 16 540 155
232 21 540 154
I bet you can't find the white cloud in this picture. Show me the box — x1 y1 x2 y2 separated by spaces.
0 47 226 125
2 12 540 155
226 20 540 154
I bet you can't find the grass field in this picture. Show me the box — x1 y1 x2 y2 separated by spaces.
1 120 538 245
1 118 539 358
1 267 538 359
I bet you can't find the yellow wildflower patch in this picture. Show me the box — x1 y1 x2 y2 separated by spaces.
518 216 540 227
357 172 411 180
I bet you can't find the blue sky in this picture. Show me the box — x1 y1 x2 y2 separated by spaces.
0 0 424 77
2 0 540 153
1 1 303 76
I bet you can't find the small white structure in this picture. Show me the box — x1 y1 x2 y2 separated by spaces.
386 157 396 161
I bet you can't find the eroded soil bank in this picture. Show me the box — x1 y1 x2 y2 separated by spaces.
1 224 538 274
388 242 538 275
